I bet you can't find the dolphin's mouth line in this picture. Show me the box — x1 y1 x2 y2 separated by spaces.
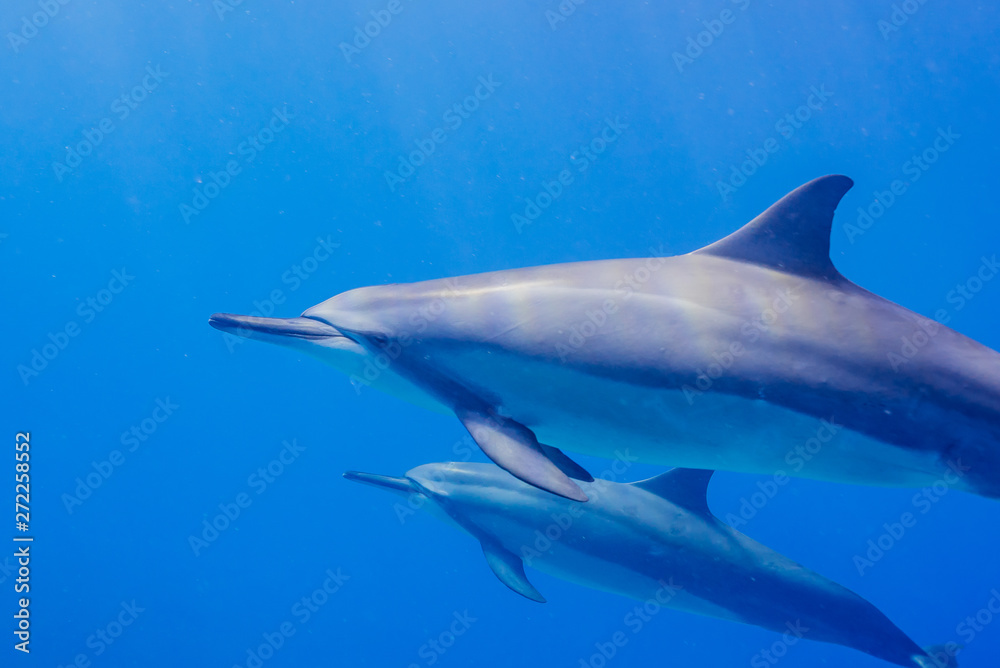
343 471 422 496
208 313 344 340
299 315 363 343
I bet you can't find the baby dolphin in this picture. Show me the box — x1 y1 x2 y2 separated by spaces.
344 462 957 668
211 175 1000 501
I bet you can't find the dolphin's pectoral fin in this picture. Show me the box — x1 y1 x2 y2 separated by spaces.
630 468 715 515
537 443 595 482
481 541 546 603
693 174 854 281
456 408 589 502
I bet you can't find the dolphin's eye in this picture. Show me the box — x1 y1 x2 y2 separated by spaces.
369 333 389 347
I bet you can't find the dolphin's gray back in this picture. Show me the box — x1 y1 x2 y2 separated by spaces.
360 253 1000 414
334 253 1000 494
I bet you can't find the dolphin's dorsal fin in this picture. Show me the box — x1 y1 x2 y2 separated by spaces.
694 175 853 281
630 468 715 515
481 541 546 603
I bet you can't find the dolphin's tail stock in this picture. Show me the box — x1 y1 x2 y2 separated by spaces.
913 644 961 667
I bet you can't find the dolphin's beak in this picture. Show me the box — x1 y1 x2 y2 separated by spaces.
343 471 421 496
209 313 344 341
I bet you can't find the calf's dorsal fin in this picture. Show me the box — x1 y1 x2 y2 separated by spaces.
630 468 715 515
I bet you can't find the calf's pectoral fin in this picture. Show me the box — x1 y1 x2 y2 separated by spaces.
456 407 588 502
481 540 546 603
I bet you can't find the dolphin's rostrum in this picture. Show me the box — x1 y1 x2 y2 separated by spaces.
210 175 1000 501
344 462 958 668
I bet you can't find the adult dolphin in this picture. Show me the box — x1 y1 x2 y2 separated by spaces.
343 462 958 668
210 175 1000 501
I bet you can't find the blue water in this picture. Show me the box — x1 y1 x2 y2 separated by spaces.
3 1 999 666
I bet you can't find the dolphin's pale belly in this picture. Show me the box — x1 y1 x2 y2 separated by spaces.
435 348 953 489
